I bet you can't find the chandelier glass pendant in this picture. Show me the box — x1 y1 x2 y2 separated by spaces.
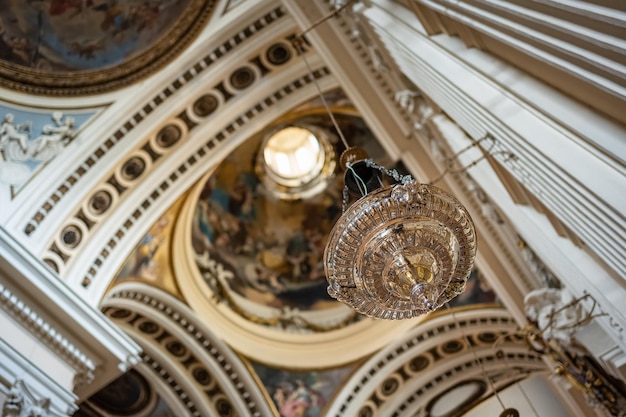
324 151 477 320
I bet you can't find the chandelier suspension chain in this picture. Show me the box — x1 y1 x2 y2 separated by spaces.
292 1 514 188
428 133 518 185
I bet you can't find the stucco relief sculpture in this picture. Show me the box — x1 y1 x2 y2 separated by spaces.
0 112 75 163
466 178 504 225
518 240 561 289
0 111 76 194
1 380 51 417
394 89 436 133
524 287 600 345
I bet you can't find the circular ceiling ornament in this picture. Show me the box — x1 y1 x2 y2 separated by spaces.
193 94 219 118
325 174 477 320
266 43 292 66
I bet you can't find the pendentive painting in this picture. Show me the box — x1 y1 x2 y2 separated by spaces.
0 0 215 94
251 361 356 417
111 198 183 296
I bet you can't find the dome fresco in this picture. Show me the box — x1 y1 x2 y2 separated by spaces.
191 111 392 314
0 0 213 93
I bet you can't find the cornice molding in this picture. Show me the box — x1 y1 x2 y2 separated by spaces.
0 281 95 383
363 2 626 278
0 227 141 398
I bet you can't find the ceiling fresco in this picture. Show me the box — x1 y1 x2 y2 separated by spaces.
250 359 357 417
191 111 395 317
0 0 215 94
112 197 184 298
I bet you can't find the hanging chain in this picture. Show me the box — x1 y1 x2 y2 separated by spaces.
291 0 358 151
342 185 350 213
364 159 413 184
428 133 517 185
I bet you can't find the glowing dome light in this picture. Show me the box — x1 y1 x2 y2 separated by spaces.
263 126 323 181
257 125 336 200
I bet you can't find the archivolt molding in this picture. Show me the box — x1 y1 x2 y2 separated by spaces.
390 354 545 417
38 29 337 301
101 282 273 417
76 63 334 302
328 307 546 417
138 351 206 417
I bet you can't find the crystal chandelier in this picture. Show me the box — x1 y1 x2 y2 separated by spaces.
324 151 477 320
290 3 477 320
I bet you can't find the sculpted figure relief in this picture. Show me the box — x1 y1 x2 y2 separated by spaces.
2 383 23 417
0 113 30 154
524 287 601 345
0 112 76 163
0 111 78 194
32 112 76 159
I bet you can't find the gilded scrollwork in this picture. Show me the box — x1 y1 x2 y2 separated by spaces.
517 288 626 416
522 325 626 417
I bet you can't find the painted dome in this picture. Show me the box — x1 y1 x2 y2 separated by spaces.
0 0 214 94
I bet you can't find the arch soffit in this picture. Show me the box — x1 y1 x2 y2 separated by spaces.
101 281 274 417
328 307 547 417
